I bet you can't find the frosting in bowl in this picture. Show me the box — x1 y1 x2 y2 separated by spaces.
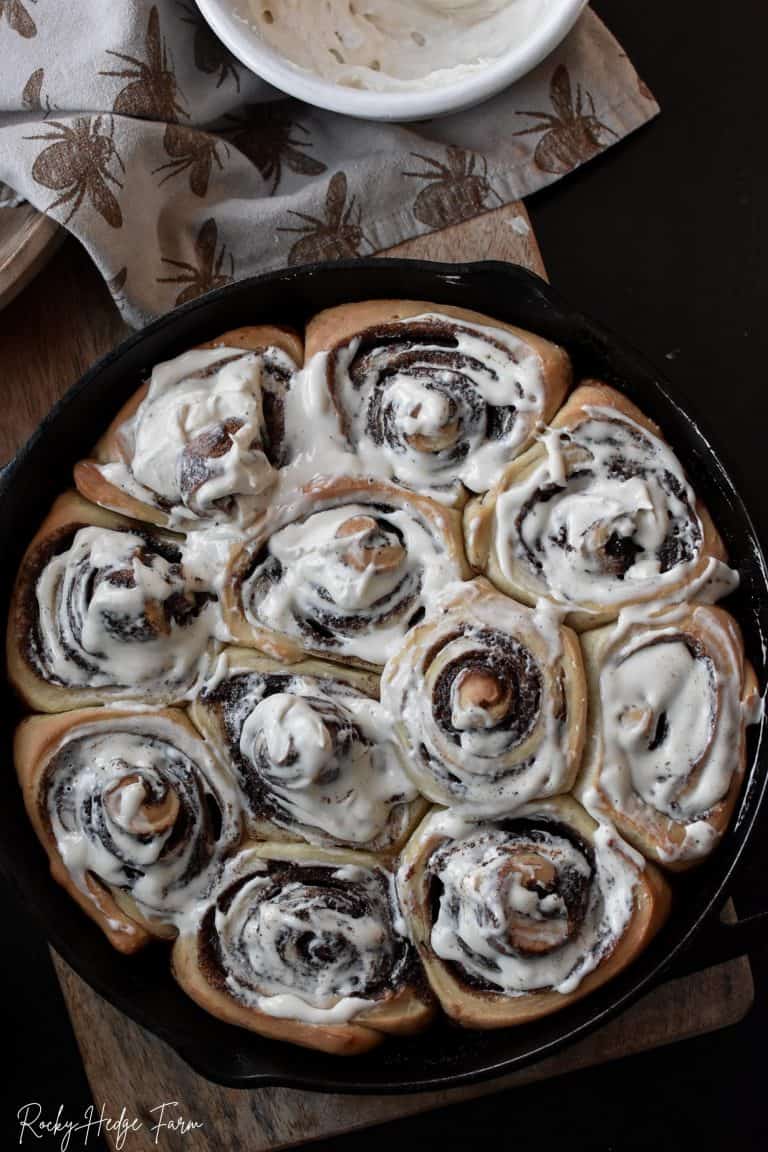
245 0 548 91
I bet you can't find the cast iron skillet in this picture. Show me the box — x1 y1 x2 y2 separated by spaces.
1 260 767 1093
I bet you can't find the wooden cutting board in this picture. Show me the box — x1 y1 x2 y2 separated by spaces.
0 202 754 1151
0 197 62 314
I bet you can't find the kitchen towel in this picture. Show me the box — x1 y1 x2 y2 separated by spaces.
0 1 657 326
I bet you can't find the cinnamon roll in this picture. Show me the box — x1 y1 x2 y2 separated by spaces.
74 326 303 532
381 578 586 812
190 649 426 851
223 476 470 668
14 708 241 953
171 842 434 1054
398 797 670 1027
577 605 760 869
7 491 218 712
289 300 571 506
465 383 734 629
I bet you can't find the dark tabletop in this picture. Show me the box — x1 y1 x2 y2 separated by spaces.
2 1 766 1148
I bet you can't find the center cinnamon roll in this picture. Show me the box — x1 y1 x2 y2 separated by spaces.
190 651 423 851
223 476 469 668
381 578 586 810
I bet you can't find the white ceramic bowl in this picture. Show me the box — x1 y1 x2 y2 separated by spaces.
195 0 588 122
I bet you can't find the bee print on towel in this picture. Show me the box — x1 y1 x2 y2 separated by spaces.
227 103 326 195
154 126 228 198
22 68 54 116
403 147 501 229
27 117 124 228
178 1 240 91
0 0 36 38
101 5 186 121
279 172 369 265
158 217 234 305
513 64 616 175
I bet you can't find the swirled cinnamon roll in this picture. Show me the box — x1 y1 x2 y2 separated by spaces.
287 300 570 506
190 649 426 851
14 708 242 953
74 326 303 532
398 797 670 1027
223 476 470 667
7 491 218 712
171 842 434 1053
381 578 586 811
577 605 760 869
465 383 734 629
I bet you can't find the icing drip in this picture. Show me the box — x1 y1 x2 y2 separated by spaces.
45 715 241 925
286 314 548 503
408 805 638 995
494 406 738 613
32 526 215 700
239 500 463 664
203 851 410 1023
98 345 298 530
381 581 583 811
203 667 417 848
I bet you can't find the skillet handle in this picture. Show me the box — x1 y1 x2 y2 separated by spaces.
665 907 768 980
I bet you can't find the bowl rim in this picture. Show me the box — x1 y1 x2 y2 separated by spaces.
194 0 589 121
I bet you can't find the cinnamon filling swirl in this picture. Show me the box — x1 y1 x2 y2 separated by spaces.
23 524 214 698
423 812 635 996
42 717 240 924
381 580 584 811
199 667 416 848
499 412 706 608
430 629 544 751
239 500 454 664
199 856 413 1022
313 314 550 499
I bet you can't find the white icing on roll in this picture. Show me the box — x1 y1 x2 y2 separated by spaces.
208 667 417 848
381 581 584 812
32 526 216 699
204 849 408 1024
99 345 297 530
494 406 737 613
284 314 547 503
246 0 547 92
44 715 241 925
591 606 752 862
240 500 462 664
407 805 639 996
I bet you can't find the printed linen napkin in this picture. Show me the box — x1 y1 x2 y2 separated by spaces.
0 1 657 327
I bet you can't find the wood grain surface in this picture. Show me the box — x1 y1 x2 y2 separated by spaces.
0 200 754 1151
0 200 63 315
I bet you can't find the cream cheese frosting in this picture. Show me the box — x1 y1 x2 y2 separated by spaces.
245 0 548 91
